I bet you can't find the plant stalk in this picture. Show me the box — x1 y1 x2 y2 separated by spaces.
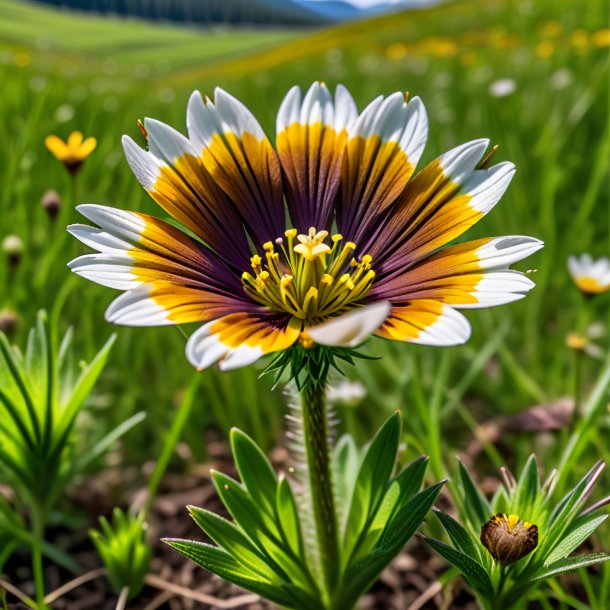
300 376 339 601
31 508 47 610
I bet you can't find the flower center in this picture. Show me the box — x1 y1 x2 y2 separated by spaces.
241 227 375 323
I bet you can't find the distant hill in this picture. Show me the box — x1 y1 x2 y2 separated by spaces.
32 0 332 26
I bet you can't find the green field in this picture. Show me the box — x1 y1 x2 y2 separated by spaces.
1 0 610 604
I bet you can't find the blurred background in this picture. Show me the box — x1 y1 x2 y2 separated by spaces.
0 0 609 604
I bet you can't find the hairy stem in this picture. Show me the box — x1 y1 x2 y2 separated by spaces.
300 375 339 601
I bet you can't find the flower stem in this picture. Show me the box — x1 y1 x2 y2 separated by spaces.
300 375 339 601
142 374 201 518
31 508 48 610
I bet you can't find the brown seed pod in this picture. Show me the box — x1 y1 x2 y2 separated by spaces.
480 513 538 565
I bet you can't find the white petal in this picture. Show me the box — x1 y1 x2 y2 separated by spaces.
276 85 301 133
438 139 490 183
463 162 516 214
144 118 198 164
68 224 133 253
456 271 536 309
76 204 145 243
68 254 138 290
333 84 358 131
308 301 391 348
186 321 231 370
219 344 264 371
476 236 544 269
105 285 171 326
122 135 162 191
410 305 471 346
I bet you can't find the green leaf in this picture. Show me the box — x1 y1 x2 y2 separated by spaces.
276 475 303 558
342 412 401 557
164 539 282 598
543 514 608 566
539 461 605 557
188 506 277 581
433 509 481 561
334 481 444 609
423 536 494 596
164 539 321 610
51 334 116 457
528 553 610 581
513 454 540 516
212 471 310 589
230 428 278 519
355 456 428 558
333 434 360 509
457 459 492 531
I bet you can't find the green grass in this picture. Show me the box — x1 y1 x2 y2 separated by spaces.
1 0 609 555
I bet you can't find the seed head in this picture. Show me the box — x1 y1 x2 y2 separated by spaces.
480 513 538 565
41 189 62 221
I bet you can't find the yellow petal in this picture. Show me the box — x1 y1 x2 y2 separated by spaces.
67 131 84 150
77 137 97 159
44 135 69 160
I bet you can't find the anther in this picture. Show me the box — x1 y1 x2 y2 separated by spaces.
263 242 274 251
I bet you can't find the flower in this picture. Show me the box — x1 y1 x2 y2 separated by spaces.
488 79 516 98
568 253 610 295
45 130 97 174
41 189 62 221
566 322 606 359
2 234 24 269
480 513 538 565
68 83 542 370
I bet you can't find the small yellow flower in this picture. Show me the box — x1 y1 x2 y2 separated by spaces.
385 43 409 61
45 131 97 175
592 28 610 48
480 513 538 565
535 41 555 58
570 29 589 49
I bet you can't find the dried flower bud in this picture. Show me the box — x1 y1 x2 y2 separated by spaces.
2 234 24 270
41 189 62 221
480 513 538 565
0 308 19 338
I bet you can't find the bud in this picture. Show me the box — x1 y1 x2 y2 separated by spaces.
480 513 538 565
41 189 62 222
2 234 24 270
0 309 19 338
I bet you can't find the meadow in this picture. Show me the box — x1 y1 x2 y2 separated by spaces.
1 0 609 607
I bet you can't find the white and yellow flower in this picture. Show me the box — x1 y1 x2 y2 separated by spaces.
568 253 610 295
68 83 542 370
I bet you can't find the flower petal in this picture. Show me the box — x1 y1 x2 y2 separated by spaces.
123 126 251 270
44 135 70 160
186 313 301 370
77 136 97 159
187 88 285 245
368 140 515 272
68 204 247 325
276 82 357 230
371 236 542 308
337 92 428 242
376 301 471 346
307 301 391 348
